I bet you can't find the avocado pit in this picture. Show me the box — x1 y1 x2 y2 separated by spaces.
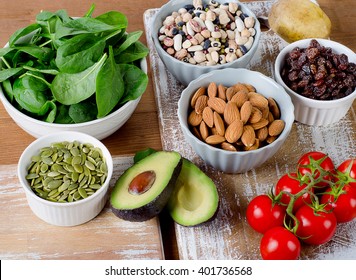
129 170 156 195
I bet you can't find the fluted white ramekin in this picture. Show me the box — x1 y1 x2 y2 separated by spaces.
18 131 113 226
274 38 356 126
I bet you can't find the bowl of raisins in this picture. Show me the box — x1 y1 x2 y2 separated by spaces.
274 38 356 126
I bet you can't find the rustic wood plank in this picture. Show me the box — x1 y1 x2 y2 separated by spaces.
0 156 164 260
144 2 356 260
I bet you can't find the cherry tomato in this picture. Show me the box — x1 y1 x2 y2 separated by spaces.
297 151 335 188
246 195 287 234
260 226 301 260
274 172 312 212
321 184 356 223
295 205 337 245
337 159 356 188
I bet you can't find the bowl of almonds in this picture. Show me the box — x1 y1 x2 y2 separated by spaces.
178 68 294 173
151 0 261 85
17 131 113 226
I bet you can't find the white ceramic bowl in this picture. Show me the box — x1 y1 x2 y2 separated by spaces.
18 131 113 226
274 38 356 126
0 58 147 140
151 0 261 86
178 68 294 173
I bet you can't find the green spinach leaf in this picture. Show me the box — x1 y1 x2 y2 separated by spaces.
51 53 107 105
9 23 41 46
0 67 23 82
118 64 148 104
54 104 74 124
12 77 49 115
69 100 97 123
115 41 149 64
56 34 106 73
96 46 123 118
113 31 143 55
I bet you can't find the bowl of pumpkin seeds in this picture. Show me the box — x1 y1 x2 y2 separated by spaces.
18 131 113 226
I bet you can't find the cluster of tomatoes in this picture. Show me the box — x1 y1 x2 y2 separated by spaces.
246 151 356 260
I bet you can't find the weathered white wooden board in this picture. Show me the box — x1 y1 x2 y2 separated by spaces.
144 1 356 260
0 156 165 260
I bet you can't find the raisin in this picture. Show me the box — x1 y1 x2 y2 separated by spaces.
280 39 356 100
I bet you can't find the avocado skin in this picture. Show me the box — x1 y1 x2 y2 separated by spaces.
111 156 183 222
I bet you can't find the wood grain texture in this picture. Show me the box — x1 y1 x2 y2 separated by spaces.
0 156 164 260
144 1 356 260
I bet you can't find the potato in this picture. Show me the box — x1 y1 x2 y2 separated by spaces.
268 0 331 43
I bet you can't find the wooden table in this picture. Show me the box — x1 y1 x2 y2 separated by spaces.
0 0 355 260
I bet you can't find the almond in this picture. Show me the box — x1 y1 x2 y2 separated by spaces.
218 84 227 100
268 97 280 119
266 135 277 144
231 91 248 108
213 111 225 136
241 125 256 147
191 126 202 140
251 118 269 130
208 97 226 114
244 83 256 92
240 101 252 123
207 82 217 98
244 138 260 151
268 119 285 136
261 106 270 119
256 127 268 142
233 83 249 94
205 134 225 145
190 87 206 108
195 95 208 114
225 86 236 101
202 106 214 128
188 110 202 126
225 119 243 143
268 111 275 123
199 120 209 141
248 92 268 109
224 101 240 125
249 107 262 123
221 142 237 152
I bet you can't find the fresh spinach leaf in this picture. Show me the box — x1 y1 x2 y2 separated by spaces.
0 67 23 82
118 64 148 104
9 23 41 46
56 34 106 73
12 77 49 115
51 53 107 105
96 46 123 118
95 11 128 30
113 31 143 55
55 104 74 124
115 41 149 64
43 101 57 123
69 100 97 123
1 80 14 102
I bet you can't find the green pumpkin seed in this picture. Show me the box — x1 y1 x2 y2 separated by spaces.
25 140 108 203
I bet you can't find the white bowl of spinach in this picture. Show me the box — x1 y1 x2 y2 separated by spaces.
0 5 149 139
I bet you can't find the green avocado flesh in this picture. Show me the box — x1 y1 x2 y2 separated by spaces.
110 151 182 222
168 159 219 227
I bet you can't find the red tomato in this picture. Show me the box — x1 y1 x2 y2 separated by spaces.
295 205 337 245
260 226 301 260
337 159 356 188
297 151 335 188
321 184 356 223
246 195 287 234
274 172 312 212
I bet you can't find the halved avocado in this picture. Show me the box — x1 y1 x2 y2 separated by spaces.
167 159 219 227
110 151 182 222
